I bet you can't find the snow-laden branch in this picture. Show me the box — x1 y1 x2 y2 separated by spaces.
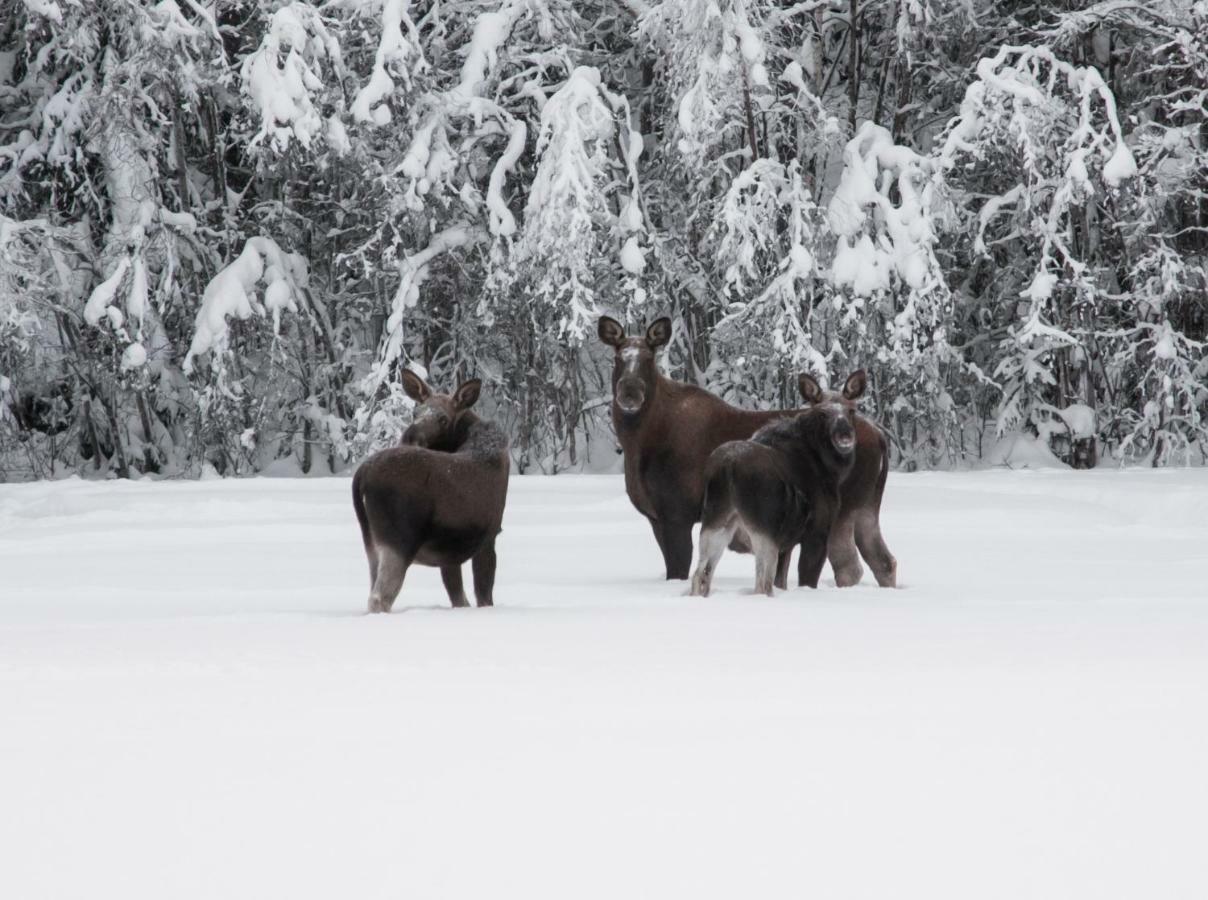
183 237 307 372
487 119 526 237
395 1 523 207
363 223 487 392
242 3 344 150
829 122 942 299
642 0 769 164
351 0 422 125
939 44 1142 440
511 66 617 341
22 0 62 24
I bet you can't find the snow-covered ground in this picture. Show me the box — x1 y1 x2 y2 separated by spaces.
2 469 1207 899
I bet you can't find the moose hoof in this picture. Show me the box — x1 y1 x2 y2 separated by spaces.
833 565 864 588
877 560 898 588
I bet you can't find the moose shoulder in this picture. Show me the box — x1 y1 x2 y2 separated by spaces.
352 371 509 613
598 315 791 580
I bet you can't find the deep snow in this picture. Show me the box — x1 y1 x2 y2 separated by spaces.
1 470 1207 899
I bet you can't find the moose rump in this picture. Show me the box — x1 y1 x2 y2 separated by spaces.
352 372 509 613
693 442 813 597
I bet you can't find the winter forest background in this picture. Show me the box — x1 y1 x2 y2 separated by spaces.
0 0 1205 479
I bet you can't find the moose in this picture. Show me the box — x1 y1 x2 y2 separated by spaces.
690 374 862 597
352 371 509 613
798 373 897 588
599 315 896 587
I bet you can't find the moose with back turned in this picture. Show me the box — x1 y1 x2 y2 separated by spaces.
352 370 509 613
598 314 896 590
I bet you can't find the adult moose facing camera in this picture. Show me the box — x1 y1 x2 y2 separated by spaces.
599 315 794 580
690 384 861 596
352 371 509 613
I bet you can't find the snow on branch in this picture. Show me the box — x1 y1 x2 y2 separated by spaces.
712 157 826 371
22 0 63 24
364 223 487 393
938 44 1140 434
510 65 617 341
183 237 307 372
829 122 943 303
351 0 422 125
395 1 522 207
241 3 344 151
641 0 769 164
487 119 527 237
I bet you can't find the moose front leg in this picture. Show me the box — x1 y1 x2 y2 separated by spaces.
660 517 695 581
796 526 831 589
827 511 864 587
471 540 497 607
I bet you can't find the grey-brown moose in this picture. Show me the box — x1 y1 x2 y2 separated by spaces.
352 371 509 612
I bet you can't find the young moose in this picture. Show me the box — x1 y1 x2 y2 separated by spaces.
690 372 865 597
352 371 509 613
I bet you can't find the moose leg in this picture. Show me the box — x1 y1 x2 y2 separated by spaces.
363 542 380 591
854 511 898 588
661 517 695 581
750 532 779 597
774 550 792 591
440 565 471 608
369 548 409 614
647 515 668 560
826 512 864 587
471 541 497 607
690 516 737 597
797 527 830 589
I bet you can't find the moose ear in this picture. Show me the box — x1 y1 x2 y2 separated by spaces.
798 374 825 405
453 379 481 410
842 369 868 402
598 316 626 348
402 369 431 403
645 317 672 349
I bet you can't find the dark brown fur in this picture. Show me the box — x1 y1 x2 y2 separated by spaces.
798 374 897 588
352 372 509 612
599 316 791 580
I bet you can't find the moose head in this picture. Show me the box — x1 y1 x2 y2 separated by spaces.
400 370 482 451
798 370 867 456
598 315 672 416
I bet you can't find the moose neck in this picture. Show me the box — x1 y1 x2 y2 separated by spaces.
764 410 854 485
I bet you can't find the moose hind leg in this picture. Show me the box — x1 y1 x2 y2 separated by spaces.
750 532 779 597
369 547 409 613
363 541 380 591
471 541 497 607
827 512 864 588
854 511 897 588
690 517 737 597
441 565 471 608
